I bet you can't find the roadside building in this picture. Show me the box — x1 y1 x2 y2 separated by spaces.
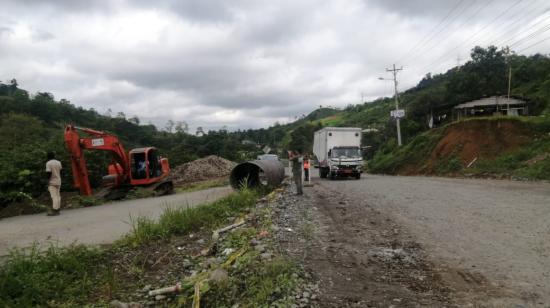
453 96 528 120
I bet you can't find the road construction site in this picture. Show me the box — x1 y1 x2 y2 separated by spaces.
278 173 550 307
1 142 549 306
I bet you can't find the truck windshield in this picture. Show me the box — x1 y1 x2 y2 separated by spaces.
331 148 361 158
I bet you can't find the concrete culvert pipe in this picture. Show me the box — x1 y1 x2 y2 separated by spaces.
230 160 285 189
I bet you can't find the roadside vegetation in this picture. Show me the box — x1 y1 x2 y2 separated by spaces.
120 188 258 247
0 187 299 307
369 116 550 180
174 178 229 194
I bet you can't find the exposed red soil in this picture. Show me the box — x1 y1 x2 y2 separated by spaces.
426 119 532 172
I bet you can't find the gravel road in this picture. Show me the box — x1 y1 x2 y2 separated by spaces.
0 186 233 256
314 174 550 306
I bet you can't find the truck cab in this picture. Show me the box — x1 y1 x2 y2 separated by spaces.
313 127 363 180
327 146 362 179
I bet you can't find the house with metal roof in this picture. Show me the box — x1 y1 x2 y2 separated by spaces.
453 96 528 120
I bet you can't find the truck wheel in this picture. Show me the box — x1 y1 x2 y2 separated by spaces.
355 173 361 180
330 172 336 180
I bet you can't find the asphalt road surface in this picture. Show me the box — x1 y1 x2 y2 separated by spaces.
313 173 550 306
0 186 233 256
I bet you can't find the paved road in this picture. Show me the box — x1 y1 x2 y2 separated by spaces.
314 174 550 306
0 186 233 256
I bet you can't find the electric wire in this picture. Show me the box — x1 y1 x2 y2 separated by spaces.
394 0 468 65
517 35 550 52
485 0 550 46
401 0 474 66
419 0 525 74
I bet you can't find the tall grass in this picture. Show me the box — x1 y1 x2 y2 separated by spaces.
120 188 259 247
0 188 260 306
0 244 107 307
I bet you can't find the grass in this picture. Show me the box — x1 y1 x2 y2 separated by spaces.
0 188 261 306
203 256 297 307
0 244 110 307
120 188 259 247
175 178 229 194
369 129 444 174
0 186 299 307
369 116 550 180
469 136 550 180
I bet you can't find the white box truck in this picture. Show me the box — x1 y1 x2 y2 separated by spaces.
313 127 363 179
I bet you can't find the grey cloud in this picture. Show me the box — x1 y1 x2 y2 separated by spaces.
31 29 55 42
1 0 549 131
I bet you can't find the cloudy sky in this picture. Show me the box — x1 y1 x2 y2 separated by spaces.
1 0 550 131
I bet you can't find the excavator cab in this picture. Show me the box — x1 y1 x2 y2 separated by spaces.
128 147 170 185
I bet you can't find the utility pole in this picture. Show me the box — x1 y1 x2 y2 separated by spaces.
505 47 512 115
386 64 403 146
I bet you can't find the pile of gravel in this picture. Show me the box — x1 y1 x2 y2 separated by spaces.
170 155 236 184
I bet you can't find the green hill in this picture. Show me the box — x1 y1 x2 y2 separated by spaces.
2 45 550 208
369 117 550 180
271 46 550 177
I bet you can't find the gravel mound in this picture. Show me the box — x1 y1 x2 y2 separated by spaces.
170 155 236 184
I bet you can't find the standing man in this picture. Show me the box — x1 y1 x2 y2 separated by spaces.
46 152 62 216
303 155 310 182
288 150 303 195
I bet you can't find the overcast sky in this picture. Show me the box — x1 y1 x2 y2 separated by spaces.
2 0 550 132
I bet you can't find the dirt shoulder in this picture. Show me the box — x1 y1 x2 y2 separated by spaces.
273 174 550 307
273 182 455 307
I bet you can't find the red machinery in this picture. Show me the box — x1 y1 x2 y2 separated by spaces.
64 125 173 198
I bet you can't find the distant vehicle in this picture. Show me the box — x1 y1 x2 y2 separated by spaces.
313 127 363 180
257 154 279 161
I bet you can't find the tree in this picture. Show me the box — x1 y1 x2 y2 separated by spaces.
165 119 175 133
175 121 188 134
196 126 204 136
8 78 18 96
128 116 140 125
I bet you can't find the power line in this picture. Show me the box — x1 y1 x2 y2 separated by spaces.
405 0 495 68
509 23 550 48
517 35 550 52
419 0 525 74
402 0 474 66
485 1 550 46
394 0 468 64
498 11 550 46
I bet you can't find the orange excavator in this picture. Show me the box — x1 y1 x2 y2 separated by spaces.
64 125 173 199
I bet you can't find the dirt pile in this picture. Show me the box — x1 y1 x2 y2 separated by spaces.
430 119 531 166
170 155 236 185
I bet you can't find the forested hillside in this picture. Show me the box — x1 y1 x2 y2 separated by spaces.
2 45 550 207
0 85 266 207
258 46 550 162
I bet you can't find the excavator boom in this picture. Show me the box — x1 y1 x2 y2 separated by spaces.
64 125 172 198
64 125 129 196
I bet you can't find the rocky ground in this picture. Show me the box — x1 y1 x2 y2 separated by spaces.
270 173 550 307
271 182 455 307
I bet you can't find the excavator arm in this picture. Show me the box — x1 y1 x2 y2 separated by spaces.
64 125 130 196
